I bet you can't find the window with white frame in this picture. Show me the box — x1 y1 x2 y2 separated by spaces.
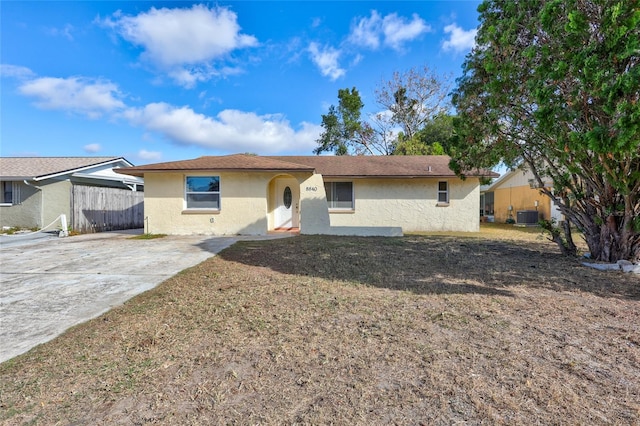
437 181 449 204
324 181 353 209
185 176 220 209
1 181 18 205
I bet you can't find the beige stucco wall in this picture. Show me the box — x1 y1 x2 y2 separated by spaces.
144 171 314 235
299 173 331 235
142 172 481 236
326 177 480 233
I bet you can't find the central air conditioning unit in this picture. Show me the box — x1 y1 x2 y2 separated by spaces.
516 210 539 225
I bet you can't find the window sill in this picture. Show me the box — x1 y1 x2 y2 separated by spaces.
436 202 450 207
182 209 221 215
329 209 355 214
0 203 12 207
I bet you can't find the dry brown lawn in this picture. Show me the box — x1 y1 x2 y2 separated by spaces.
1 224 638 425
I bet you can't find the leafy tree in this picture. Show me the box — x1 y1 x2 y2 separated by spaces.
394 138 445 155
315 66 452 156
393 113 455 155
450 0 640 262
314 87 374 155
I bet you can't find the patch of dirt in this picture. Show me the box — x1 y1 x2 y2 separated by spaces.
1 229 638 425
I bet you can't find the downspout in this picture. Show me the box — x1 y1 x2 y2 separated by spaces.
23 179 44 229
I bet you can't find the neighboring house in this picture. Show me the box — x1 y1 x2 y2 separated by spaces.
115 154 497 237
0 157 144 232
481 168 563 224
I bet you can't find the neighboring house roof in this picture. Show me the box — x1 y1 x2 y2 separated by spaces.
482 167 552 192
0 157 134 181
116 154 498 178
481 171 510 192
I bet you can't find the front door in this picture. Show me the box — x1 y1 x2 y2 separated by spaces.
274 179 298 229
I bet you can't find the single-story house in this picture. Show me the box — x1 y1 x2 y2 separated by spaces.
481 167 563 224
115 154 497 236
0 157 144 232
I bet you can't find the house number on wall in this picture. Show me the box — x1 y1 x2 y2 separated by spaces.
305 186 318 192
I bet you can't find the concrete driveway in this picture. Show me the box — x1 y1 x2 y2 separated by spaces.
0 230 286 363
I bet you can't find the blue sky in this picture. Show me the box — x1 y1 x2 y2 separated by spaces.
1 1 481 164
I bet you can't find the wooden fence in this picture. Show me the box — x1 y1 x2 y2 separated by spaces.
71 185 144 233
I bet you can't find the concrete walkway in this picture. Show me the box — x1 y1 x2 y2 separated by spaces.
0 230 288 363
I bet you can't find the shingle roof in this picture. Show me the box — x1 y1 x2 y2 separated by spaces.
0 157 126 180
269 155 459 177
116 154 316 177
116 154 498 178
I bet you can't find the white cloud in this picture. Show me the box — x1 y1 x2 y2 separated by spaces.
312 10 429 79
442 23 477 53
7 67 320 154
350 53 364 67
166 67 211 88
18 76 125 118
307 42 345 81
382 13 431 50
84 143 102 153
0 64 36 80
101 4 257 87
348 10 382 49
348 11 431 51
123 102 321 154
138 149 162 161
47 24 75 41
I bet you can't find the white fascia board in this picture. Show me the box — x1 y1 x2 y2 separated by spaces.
32 158 131 181
72 172 143 185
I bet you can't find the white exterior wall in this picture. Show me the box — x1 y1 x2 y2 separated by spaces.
326 177 480 233
502 170 531 187
494 168 553 189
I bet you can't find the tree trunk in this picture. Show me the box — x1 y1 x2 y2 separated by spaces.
561 220 577 256
540 218 577 257
586 215 640 263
